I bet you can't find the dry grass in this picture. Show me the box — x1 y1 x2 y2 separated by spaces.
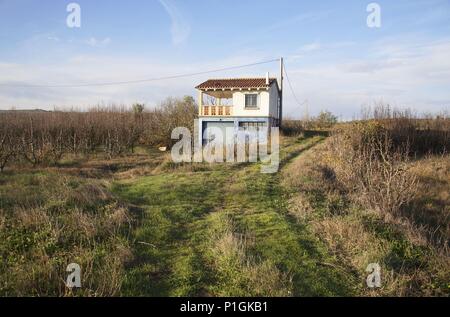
208 214 293 297
0 172 134 296
283 135 449 296
326 114 448 254
407 154 449 253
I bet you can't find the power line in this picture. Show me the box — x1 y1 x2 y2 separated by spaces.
283 64 304 108
283 64 307 118
0 59 279 88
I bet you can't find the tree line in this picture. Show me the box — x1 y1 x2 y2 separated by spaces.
0 96 197 172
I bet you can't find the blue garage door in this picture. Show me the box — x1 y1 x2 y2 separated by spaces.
203 121 235 145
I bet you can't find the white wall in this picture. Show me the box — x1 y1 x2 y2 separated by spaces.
230 82 279 118
232 90 268 116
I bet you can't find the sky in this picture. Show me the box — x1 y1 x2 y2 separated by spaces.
0 0 449 119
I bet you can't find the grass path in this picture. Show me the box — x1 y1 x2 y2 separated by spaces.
112 134 358 296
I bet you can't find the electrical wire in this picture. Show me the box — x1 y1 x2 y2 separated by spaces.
283 64 307 118
283 64 305 109
0 58 280 88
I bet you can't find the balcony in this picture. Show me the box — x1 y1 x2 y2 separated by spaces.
201 105 233 116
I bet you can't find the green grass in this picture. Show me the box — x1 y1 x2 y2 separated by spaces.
113 134 357 296
113 171 227 296
1 132 447 296
2 133 446 296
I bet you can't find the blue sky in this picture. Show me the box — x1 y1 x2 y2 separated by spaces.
0 0 449 118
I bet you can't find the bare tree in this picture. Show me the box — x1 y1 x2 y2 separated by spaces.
0 127 16 172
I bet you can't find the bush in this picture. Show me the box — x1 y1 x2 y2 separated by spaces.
328 121 418 217
327 104 449 217
361 104 449 155
142 96 197 147
281 120 304 136
314 111 338 129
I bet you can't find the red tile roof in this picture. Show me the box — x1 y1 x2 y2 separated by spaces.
196 78 277 90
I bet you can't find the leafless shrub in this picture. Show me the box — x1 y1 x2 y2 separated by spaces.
143 96 197 147
329 121 418 217
0 96 198 170
0 121 18 172
360 103 449 155
281 120 304 136
283 138 449 296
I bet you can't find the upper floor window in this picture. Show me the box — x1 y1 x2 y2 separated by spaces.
245 94 259 108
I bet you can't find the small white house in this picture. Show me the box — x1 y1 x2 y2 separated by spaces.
196 73 282 144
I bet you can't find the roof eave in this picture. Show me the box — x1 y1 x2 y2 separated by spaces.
197 87 271 91
196 78 278 91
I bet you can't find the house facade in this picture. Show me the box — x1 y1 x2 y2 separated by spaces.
196 75 282 145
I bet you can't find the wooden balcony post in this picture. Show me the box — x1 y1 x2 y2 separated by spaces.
198 90 203 116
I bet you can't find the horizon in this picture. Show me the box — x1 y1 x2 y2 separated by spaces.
1 0 450 119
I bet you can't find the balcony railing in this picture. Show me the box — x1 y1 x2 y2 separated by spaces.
201 106 233 116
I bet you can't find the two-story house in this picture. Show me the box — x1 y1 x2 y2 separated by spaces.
196 73 282 145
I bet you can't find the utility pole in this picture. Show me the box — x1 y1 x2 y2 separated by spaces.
279 57 284 127
304 99 310 122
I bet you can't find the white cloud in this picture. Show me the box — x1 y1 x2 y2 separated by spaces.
0 52 279 110
284 38 450 119
0 38 449 118
158 0 191 45
85 37 111 48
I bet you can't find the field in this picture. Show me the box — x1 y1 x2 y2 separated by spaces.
0 105 449 297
